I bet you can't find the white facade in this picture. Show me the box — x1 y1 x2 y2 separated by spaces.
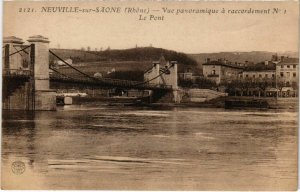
276 58 298 86
241 70 275 81
144 61 178 89
202 63 243 84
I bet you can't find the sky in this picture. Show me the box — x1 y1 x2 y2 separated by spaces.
3 1 299 54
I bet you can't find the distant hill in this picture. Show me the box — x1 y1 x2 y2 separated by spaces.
189 51 299 71
50 47 199 72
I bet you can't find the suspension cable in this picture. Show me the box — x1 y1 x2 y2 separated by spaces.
8 45 31 57
49 67 75 80
14 45 29 54
133 64 174 87
13 46 25 57
49 49 173 89
49 50 97 80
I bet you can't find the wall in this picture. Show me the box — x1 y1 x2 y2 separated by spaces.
183 88 227 102
242 70 275 82
144 63 160 85
160 62 178 89
203 65 221 84
220 65 242 83
276 63 298 86
3 81 34 110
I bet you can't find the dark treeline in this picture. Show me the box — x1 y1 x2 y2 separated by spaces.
50 47 198 66
179 78 217 89
106 71 144 81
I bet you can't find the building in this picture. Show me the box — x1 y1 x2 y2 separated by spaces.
276 56 298 88
55 58 73 66
202 58 244 84
241 60 276 83
178 68 194 81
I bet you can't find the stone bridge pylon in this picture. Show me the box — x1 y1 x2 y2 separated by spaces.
143 56 181 103
2 35 56 110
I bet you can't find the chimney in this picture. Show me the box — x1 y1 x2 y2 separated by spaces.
153 61 159 67
264 60 269 65
272 54 279 61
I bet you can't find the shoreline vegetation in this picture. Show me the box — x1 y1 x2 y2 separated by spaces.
69 96 298 111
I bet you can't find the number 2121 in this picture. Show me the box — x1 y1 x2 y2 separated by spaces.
19 8 35 12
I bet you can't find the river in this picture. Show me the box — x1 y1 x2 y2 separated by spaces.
1 104 298 190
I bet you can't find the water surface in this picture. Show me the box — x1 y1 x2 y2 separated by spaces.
2 104 298 190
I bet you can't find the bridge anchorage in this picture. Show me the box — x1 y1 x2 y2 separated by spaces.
2 35 180 111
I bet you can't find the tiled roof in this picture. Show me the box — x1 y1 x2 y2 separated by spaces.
244 62 276 71
203 61 244 69
279 58 299 64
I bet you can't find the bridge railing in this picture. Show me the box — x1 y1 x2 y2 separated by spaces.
2 69 31 77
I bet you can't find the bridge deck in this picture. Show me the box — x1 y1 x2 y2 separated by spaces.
3 69 172 91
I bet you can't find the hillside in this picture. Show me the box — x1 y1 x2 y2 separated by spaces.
49 47 200 81
189 51 299 70
50 47 198 69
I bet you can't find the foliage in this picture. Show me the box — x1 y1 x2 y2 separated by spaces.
223 79 277 96
106 70 144 81
178 77 217 89
50 47 198 66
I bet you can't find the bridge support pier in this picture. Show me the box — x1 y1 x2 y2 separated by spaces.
172 89 182 103
28 35 56 110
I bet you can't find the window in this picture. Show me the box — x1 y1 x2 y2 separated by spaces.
259 74 262 78
246 74 249 78
287 72 290 77
265 74 268 78
293 65 296 68
287 65 290 68
212 70 216 75
293 73 296 77
272 74 275 78
281 65 284 68
280 72 284 77
253 75 256 78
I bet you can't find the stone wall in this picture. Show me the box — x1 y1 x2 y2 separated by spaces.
182 88 228 103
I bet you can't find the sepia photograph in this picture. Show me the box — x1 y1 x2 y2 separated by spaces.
1 0 299 190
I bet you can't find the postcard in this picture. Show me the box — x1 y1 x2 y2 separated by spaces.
1 0 299 190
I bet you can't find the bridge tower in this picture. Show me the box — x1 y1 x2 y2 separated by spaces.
2 36 24 70
27 35 56 110
2 35 56 111
143 59 181 103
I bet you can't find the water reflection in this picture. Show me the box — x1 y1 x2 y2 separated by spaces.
2 105 298 190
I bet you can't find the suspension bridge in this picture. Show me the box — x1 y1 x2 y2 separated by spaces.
2 35 180 111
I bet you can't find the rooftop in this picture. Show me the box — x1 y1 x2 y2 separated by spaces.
279 57 299 64
203 60 244 69
244 61 276 71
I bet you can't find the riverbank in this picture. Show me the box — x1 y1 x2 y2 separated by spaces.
225 96 298 110
65 96 298 111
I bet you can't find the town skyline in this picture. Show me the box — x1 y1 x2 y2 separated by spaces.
50 44 298 55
